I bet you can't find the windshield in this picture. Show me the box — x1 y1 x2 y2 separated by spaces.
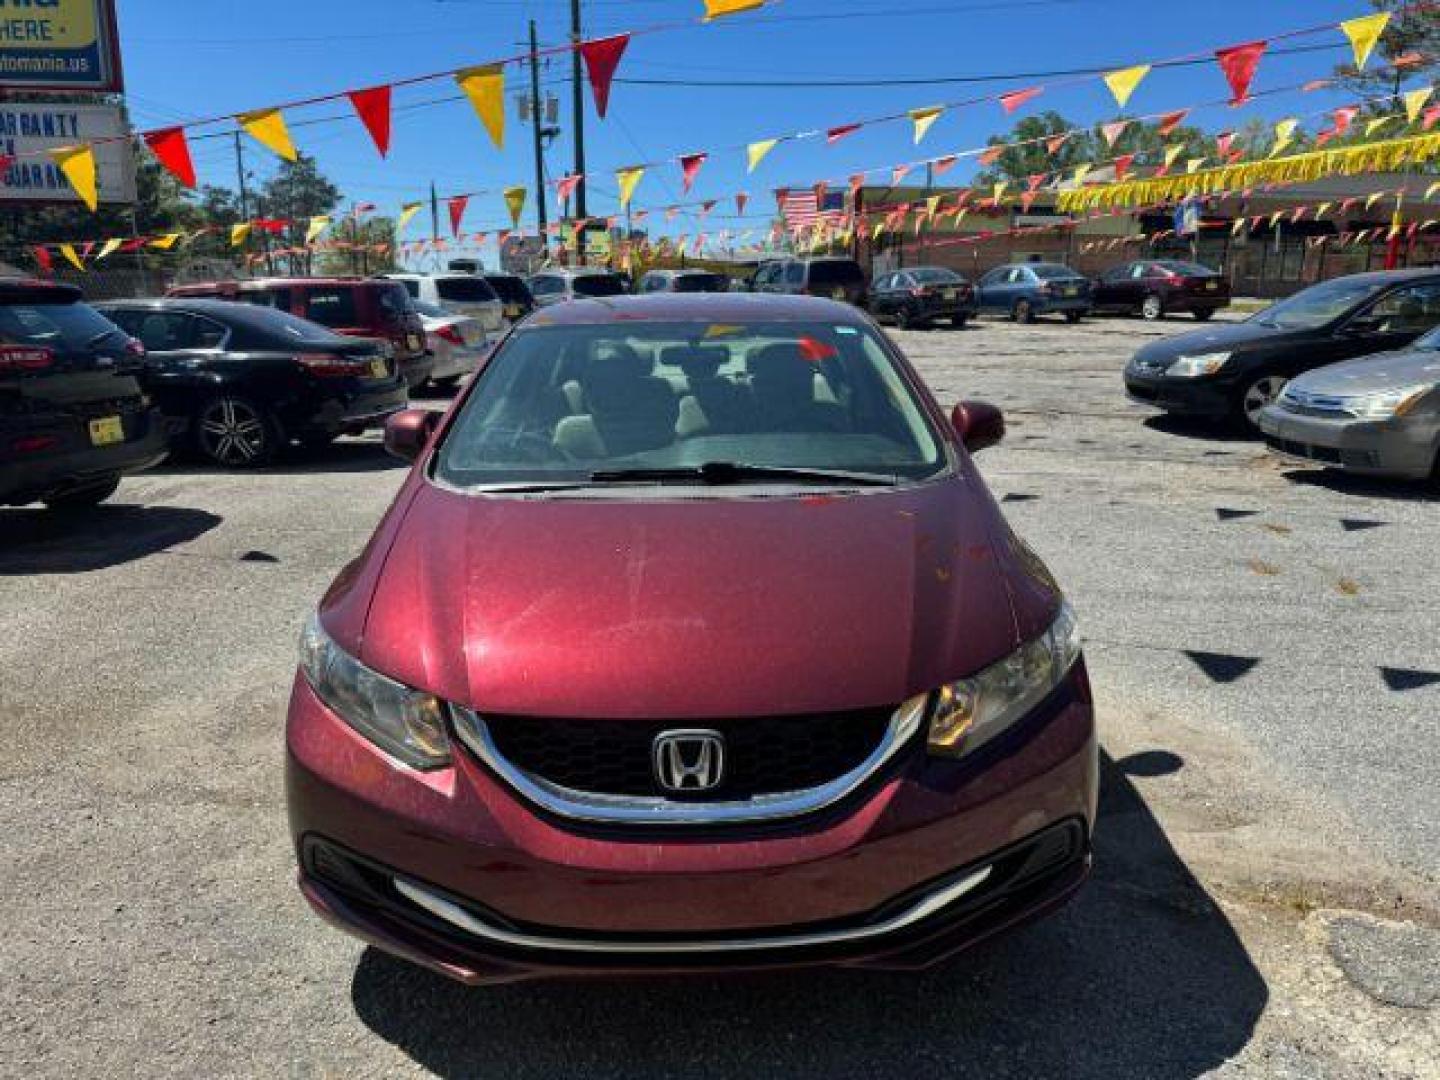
1254 278 1387 330
436 277 498 303
910 268 961 284
808 261 864 286
257 308 346 343
1158 261 1215 277
1031 264 1079 280
486 276 531 304
673 273 730 293
572 275 627 297
434 320 946 489
0 300 124 350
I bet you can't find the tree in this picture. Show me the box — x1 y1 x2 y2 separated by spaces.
973 110 1211 188
260 154 342 274
315 215 397 276
1335 0 1440 98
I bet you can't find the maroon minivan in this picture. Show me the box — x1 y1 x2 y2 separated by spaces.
286 293 1096 985
167 278 432 388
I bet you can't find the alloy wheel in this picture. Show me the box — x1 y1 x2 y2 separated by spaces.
1141 295 1164 320
1014 299 1034 323
1242 375 1288 426
197 398 272 466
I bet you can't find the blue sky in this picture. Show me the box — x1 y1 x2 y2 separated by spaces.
116 0 1401 258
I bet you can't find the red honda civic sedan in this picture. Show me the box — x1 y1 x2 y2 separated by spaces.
286 293 1098 985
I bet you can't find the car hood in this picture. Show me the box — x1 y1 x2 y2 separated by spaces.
1288 348 1440 395
1133 318 1292 363
342 478 1055 720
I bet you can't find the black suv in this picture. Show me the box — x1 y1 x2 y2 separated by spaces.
749 257 868 306
1 280 168 510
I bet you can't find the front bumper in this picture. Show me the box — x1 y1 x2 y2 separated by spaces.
286 665 1098 985
1257 406 1439 479
1124 367 1235 417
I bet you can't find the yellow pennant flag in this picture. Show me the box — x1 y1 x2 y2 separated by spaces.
704 0 764 20
305 215 331 244
908 106 943 144
1425 181 1440 200
1186 157 1206 174
1072 162 1091 185
1365 191 1384 211
1231 218 1247 237
1365 115 1396 137
953 208 968 227
230 222 252 247
95 237 122 261
238 108 297 161
1272 118 1298 155
456 65 505 149
1316 202 1332 218
1340 12 1390 70
1404 86 1434 123
871 220 886 241
992 181 1009 203
1103 64 1150 108
1269 210 1285 229
925 194 942 220
1163 144 1184 168
49 145 98 211
149 232 182 250
58 243 84 272
396 202 423 233
503 185 527 227
746 138 778 172
616 166 645 208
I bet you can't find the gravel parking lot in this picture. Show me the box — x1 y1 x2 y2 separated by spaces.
2 312 1436 1078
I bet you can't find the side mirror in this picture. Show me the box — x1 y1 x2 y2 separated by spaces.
951 400 1005 454
383 409 440 463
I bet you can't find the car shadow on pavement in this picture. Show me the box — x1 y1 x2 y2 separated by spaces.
1279 467 1437 503
349 751 1267 1079
0 503 221 575
155 440 408 477
1142 414 1255 444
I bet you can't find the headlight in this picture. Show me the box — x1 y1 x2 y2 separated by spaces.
1343 384 1433 420
1165 352 1230 377
927 601 1081 757
298 613 451 769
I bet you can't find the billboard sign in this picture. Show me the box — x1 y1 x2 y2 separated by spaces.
0 103 135 204
0 0 123 91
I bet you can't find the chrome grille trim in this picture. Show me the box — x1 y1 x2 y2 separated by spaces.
450 694 929 826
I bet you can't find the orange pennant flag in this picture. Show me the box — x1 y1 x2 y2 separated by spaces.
456 65 506 149
238 108 297 161
704 0 765 19
49 145 98 211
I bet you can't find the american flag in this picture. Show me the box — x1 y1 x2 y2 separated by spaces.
779 189 847 231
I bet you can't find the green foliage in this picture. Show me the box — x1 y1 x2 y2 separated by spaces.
972 110 1211 188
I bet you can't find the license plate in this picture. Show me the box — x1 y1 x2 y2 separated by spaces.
88 415 124 447
1206 281 1219 290
369 359 388 379
504 305 522 320
943 289 958 300
407 334 423 351
831 287 846 300
1063 285 1080 296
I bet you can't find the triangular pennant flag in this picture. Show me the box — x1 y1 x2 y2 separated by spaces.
932 155 958 176
891 164 911 186
144 127 197 188
1334 105 1359 135
1101 120 1129 148
305 215 330 244
555 174 582 203
735 191 749 215
58 243 84 272
1340 12 1390 70
978 145 1004 166
32 245 52 274
615 166 644 208
149 232 182 250
999 86 1042 114
580 34 630 119
1215 40 1267 104
347 85 392 156
503 186 527 228
1025 172 1045 192
1103 64 1150 108
1187 157 1206 174
1404 86 1434 123
827 123 861 144
1272 118 1298 155
456 65 505 148
1072 162 1091 185
704 0 764 19
992 181 1009 203
1163 144 1184 168
1113 153 1134 181
1216 130 1235 157
1424 105 1440 131
1316 202 1332 217
1365 191 1385 211
237 108 297 161
49 146 98 211
1157 109 1189 136
1426 182 1440 201
1366 115 1396 137
230 222 252 246
747 138 778 172
447 195 469 237
96 237 122 261
678 152 707 194
908 106 943 144
396 202 422 233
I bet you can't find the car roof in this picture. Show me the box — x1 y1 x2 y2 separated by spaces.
97 296 347 335
0 278 83 302
534 267 622 278
173 277 389 290
521 292 870 326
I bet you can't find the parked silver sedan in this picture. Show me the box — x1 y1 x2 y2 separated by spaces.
1257 344 1440 481
413 300 491 390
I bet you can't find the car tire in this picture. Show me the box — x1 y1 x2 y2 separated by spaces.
1141 295 1165 321
42 476 121 511
1236 373 1288 430
1192 308 1216 321
950 314 968 329
1013 299 1035 324
193 395 280 468
1065 311 1083 324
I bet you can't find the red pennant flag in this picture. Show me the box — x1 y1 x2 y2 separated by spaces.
0 154 11 178
1302 79 1332 93
1026 173 1045 192
580 34 629 119
1020 191 1039 213
699 200 717 219
735 192 748 216
347 85 392 156
144 127 197 188
978 145 1003 166
679 152 707 194
932 155 958 176
1424 105 1440 131
32 246 52 274
1394 51 1425 69
1045 133 1070 155
999 86 1043 114
1215 40 1266 105
1157 109 1189 137
120 237 146 253
1226 148 1244 164
448 195 469 237
1113 154 1134 181
1101 120 1129 148
555 174 581 202
1333 106 1358 135
1316 129 1335 148
1215 131 1235 158
827 123 861 144
891 164 911 186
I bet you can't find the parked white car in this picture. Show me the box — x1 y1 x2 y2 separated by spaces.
412 300 490 389
384 273 507 338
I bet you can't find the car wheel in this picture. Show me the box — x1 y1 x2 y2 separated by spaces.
1192 308 1216 321
42 476 121 511
1141 295 1164 321
1013 299 1035 324
1065 311 1083 324
950 314 968 329
1238 374 1288 430
193 396 279 467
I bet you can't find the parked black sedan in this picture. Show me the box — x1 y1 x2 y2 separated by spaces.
98 299 407 467
1124 269 1440 430
1092 259 1230 321
869 266 978 328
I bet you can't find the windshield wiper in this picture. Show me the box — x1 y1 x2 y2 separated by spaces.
588 462 900 487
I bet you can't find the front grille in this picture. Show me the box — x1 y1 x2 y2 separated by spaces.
1265 435 1342 464
482 707 898 799
1279 394 1356 420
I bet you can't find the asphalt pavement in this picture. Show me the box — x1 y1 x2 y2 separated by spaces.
1 312 1435 1078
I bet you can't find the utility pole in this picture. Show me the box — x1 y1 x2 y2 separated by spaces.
233 132 249 219
429 181 440 272
570 0 587 265
528 20 549 247
920 161 933 263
